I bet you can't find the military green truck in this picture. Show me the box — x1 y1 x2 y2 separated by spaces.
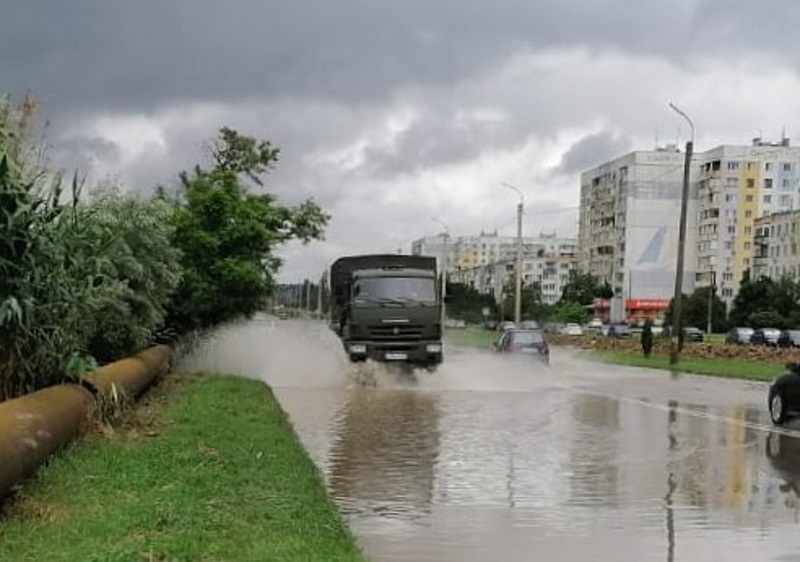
329 254 443 370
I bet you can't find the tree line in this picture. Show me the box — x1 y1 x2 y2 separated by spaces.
447 268 800 330
0 96 328 400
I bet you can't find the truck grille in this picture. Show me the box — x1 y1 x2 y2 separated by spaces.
368 325 426 340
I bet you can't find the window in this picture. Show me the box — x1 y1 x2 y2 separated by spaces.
784 163 792 172
765 178 773 189
746 194 754 202
727 161 739 170
745 210 752 218
784 179 790 188
766 162 773 171
747 178 755 188
764 195 772 203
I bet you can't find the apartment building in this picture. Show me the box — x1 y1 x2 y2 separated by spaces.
580 136 800 313
579 146 698 308
694 138 800 304
411 231 574 274
753 210 800 280
448 234 579 304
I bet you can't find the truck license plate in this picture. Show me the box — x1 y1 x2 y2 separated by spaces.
385 352 408 360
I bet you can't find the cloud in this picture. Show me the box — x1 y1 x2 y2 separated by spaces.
7 1 800 283
553 131 632 176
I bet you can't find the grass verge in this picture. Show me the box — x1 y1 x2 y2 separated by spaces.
587 350 781 382
0 373 366 562
446 327 495 349
447 326 783 382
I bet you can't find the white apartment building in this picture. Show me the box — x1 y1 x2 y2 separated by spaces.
448 234 579 304
579 146 698 305
580 136 800 312
753 210 800 281
694 137 800 304
411 231 575 274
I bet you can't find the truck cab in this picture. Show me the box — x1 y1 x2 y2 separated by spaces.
330 255 443 370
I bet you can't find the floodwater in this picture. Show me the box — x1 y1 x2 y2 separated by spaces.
181 316 800 561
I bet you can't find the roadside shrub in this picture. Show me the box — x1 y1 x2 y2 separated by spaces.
0 97 183 398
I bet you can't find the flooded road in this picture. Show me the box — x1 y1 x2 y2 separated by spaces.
182 317 800 561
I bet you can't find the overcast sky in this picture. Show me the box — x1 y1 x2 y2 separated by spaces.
5 1 800 281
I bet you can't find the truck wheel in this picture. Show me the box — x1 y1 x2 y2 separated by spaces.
348 354 366 363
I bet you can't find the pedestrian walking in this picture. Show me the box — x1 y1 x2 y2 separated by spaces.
641 319 654 357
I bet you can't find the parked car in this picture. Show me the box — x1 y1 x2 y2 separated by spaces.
494 328 550 365
587 318 603 330
682 327 704 343
768 363 800 425
603 322 631 338
751 327 782 347
519 320 540 330
725 327 754 345
778 329 800 348
497 321 517 334
560 323 584 336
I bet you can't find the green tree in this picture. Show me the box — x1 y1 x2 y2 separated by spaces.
502 281 552 321
553 301 590 324
665 286 727 332
728 276 799 328
559 270 607 305
445 282 497 324
166 127 330 333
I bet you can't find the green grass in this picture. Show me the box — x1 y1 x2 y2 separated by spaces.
0 373 366 562
582 350 782 382
447 326 782 382
445 327 495 348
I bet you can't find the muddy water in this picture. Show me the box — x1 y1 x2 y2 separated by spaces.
182 317 800 561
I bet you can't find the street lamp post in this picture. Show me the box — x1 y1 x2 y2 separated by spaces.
502 183 525 325
668 102 695 365
432 218 450 329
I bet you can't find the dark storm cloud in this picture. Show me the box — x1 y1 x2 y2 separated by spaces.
553 131 632 176
3 0 705 118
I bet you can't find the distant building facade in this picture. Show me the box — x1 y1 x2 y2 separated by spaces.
580 136 800 317
753 210 800 281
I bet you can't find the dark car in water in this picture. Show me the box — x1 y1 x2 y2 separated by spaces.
768 363 800 425
494 328 550 365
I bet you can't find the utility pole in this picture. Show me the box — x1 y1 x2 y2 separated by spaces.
503 183 525 324
432 218 450 328
668 102 694 365
317 270 325 318
706 270 715 335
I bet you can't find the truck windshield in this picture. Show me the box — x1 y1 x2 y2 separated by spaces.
353 277 437 305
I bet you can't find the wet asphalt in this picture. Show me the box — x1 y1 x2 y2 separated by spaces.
180 317 800 562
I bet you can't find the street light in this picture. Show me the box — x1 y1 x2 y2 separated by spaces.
667 101 695 365
502 183 525 325
432 217 450 328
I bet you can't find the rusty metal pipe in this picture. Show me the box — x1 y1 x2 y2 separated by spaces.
0 384 94 500
86 345 172 399
0 345 173 502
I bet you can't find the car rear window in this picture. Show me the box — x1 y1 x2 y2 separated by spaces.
510 331 544 344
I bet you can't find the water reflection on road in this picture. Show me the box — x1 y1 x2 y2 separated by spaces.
182 318 800 561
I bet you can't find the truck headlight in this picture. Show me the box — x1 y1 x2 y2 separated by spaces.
426 344 442 353
349 344 367 354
